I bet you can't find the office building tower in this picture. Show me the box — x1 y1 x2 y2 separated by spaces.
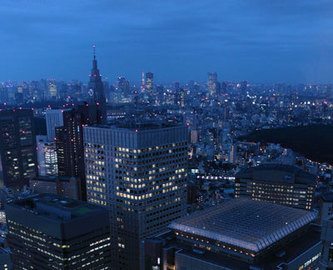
117 77 131 97
207 72 219 96
84 121 188 270
145 72 154 92
45 109 65 142
48 81 57 99
145 199 321 270
6 194 111 269
36 135 58 176
235 164 316 210
88 46 107 123
55 104 101 200
0 109 37 191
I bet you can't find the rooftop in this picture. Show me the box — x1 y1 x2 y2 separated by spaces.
169 199 317 253
91 119 182 131
10 193 105 222
235 164 316 185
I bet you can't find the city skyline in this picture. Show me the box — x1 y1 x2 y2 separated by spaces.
0 0 333 83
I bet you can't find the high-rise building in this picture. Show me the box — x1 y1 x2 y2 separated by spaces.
36 135 58 176
48 80 57 99
88 46 107 123
0 109 37 191
45 109 65 142
207 72 219 96
84 121 188 270
117 76 131 97
6 194 112 269
235 164 316 210
55 104 101 200
145 72 154 92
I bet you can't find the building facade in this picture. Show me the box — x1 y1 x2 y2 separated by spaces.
0 109 37 191
45 109 65 142
6 194 111 269
235 164 316 210
84 122 188 270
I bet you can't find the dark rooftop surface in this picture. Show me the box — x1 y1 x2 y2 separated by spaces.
235 163 316 185
169 199 317 253
10 193 105 222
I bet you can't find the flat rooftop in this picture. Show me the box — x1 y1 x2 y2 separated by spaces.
91 119 182 131
10 193 105 222
236 164 316 185
169 199 317 253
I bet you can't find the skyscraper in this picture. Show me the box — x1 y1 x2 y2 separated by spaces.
36 135 58 176
145 72 154 92
0 109 37 191
88 45 107 123
6 194 112 269
45 109 65 142
84 121 188 270
207 72 220 96
117 76 131 97
55 104 101 200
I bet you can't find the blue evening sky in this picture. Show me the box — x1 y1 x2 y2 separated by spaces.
0 0 332 83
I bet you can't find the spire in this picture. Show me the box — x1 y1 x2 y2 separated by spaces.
91 44 99 75
93 44 96 60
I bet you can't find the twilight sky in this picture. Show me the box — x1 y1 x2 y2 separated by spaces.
0 0 333 83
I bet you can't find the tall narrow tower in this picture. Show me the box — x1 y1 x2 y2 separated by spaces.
88 45 107 123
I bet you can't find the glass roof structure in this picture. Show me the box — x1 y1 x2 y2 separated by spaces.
169 199 317 253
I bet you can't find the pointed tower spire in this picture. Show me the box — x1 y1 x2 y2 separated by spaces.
93 44 96 60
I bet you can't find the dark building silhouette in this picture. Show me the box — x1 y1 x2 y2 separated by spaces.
6 194 111 269
0 109 37 191
88 46 106 123
55 104 100 200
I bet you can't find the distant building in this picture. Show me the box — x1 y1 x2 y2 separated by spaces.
145 199 321 270
145 72 154 92
45 109 65 142
0 109 37 191
6 194 111 269
84 121 188 270
88 46 107 123
207 72 220 96
235 164 316 210
117 76 131 97
30 176 81 200
36 135 58 176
